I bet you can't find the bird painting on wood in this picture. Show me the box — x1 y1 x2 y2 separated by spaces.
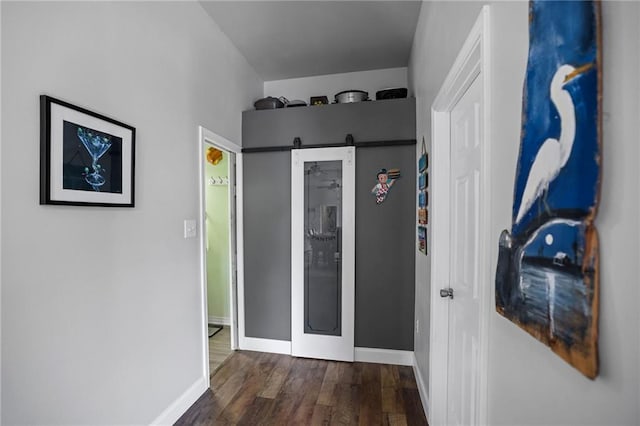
495 0 601 379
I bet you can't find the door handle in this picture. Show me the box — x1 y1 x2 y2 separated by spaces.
440 288 454 299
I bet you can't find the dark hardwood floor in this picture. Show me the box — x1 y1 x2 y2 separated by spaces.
175 350 429 426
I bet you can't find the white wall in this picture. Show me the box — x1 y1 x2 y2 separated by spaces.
409 0 484 408
410 1 640 424
264 67 407 105
1 2 262 425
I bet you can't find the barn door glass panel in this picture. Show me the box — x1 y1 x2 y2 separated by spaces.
304 161 342 336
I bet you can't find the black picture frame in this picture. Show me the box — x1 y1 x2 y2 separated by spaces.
40 95 136 207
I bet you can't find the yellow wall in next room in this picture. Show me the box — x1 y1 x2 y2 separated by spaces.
205 147 230 323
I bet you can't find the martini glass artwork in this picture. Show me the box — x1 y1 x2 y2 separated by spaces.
77 127 112 191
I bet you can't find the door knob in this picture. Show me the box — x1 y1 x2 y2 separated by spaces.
440 288 454 299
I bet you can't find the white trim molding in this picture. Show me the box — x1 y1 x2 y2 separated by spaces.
413 353 430 422
429 6 491 426
354 347 414 366
240 337 292 355
208 316 231 326
150 376 208 426
198 125 244 382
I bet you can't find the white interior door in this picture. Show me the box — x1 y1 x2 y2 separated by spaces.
445 75 483 426
291 147 355 362
430 8 489 426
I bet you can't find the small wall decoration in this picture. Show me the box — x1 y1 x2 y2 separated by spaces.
418 136 428 172
418 190 428 208
495 1 601 379
206 147 223 165
418 172 428 190
418 208 428 225
371 168 400 204
208 176 229 186
417 136 429 255
418 226 427 254
40 95 135 207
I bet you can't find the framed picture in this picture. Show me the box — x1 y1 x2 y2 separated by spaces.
418 136 428 172
418 208 428 225
418 190 428 208
418 172 428 190
40 95 135 207
418 226 427 255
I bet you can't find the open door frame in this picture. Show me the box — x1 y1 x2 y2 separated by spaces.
198 126 244 381
429 7 491 426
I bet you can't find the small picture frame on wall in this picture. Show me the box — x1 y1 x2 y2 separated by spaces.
419 172 428 190
418 208 428 225
418 190 428 208
418 136 428 172
418 226 427 255
40 95 136 207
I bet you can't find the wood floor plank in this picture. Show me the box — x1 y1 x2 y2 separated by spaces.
385 413 409 426
398 365 418 389
317 377 337 407
175 351 429 426
257 354 292 399
266 391 306 424
401 387 429 426
358 363 383 425
289 357 328 424
212 364 250 406
214 359 269 424
382 386 405 414
235 396 277 426
208 326 233 376
324 361 342 382
381 364 401 388
174 389 224 426
333 382 360 425
310 403 333 426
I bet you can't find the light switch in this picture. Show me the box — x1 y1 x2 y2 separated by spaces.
184 219 197 239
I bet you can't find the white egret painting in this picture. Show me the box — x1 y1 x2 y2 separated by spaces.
495 0 601 379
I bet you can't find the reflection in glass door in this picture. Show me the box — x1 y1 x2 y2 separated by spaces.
304 160 342 336
292 147 355 362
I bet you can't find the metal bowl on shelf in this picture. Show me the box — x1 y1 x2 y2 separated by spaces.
334 90 369 103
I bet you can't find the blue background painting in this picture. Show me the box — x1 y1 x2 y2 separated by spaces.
512 1 599 237
496 0 600 378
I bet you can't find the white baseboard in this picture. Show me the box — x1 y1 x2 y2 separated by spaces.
235 339 414 366
208 315 230 326
354 347 414 366
239 336 292 355
150 376 208 426
412 353 430 423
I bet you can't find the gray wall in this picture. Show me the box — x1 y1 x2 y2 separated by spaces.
243 98 416 148
1 2 262 424
355 146 416 350
242 98 416 350
410 1 640 424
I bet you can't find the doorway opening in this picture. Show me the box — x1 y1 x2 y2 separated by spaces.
429 6 491 426
198 126 242 383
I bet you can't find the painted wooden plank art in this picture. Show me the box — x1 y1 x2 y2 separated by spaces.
495 0 601 379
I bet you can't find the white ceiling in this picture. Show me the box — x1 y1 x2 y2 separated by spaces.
199 1 422 81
